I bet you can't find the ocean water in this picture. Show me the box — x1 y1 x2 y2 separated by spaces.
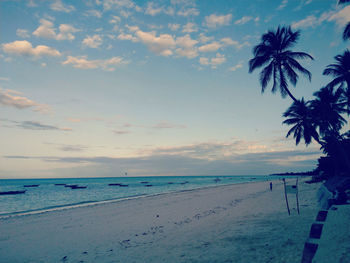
0 175 275 216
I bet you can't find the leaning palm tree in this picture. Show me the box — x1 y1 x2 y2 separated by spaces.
323 50 350 113
283 98 320 145
311 86 347 136
249 26 313 102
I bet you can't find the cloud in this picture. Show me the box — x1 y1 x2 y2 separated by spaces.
82 34 103 48
17 121 71 131
135 29 176 56
62 55 128 71
292 15 319 29
199 53 226 69
198 33 214 43
2 40 61 58
177 8 199 17
220 37 250 50
329 5 350 27
85 10 102 18
0 88 51 113
117 33 139 41
277 0 288 10
113 130 131 135
152 121 186 129
4 144 320 176
182 22 198 33
1 119 71 131
145 2 174 16
234 16 253 25
98 0 136 10
33 19 79 41
50 0 75 12
198 42 222 52
228 61 244 72
168 23 180 31
16 29 30 38
204 14 232 28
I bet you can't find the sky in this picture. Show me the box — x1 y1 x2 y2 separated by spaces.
0 0 349 178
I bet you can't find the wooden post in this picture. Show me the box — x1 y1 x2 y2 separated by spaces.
283 178 290 215
296 177 300 214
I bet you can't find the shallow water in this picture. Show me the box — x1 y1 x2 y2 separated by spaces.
0 175 277 216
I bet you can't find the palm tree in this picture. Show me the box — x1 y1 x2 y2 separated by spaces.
311 86 347 136
249 26 313 102
323 50 350 113
338 0 350 40
282 98 320 145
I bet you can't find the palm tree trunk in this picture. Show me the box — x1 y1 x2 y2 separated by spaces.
284 87 298 102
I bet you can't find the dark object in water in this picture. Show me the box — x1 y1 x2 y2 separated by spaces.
168 182 174 184
24 184 39 187
180 181 189 185
55 183 66 186
145 184 153 187
109 183 128 187
65 184 78 188
140 181 149 184
214 178 221 183
70 186 87 189
109 183 122 186
0 190 26 195
119 184 129 187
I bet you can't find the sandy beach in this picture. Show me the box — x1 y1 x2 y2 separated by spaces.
0 179 321 263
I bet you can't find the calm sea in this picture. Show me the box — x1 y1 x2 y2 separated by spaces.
0 175 275 216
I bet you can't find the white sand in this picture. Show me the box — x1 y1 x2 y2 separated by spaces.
0 179 321 263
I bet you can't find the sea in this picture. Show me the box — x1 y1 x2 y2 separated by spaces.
0 175 279 217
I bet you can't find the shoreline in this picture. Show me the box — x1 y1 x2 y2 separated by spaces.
0 178 319 263
0 177 281 219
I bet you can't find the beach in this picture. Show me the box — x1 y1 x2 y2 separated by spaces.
0 179 321 263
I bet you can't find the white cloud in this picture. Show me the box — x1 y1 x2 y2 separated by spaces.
176 34 198 48
277 0 288 10
168 23 180 31
16 29 30 38
220 37 250 50
198 33 214 43
62 55 128 71
199 53 226 69
2 40 61 58
152 121 186 129
135 30 176 56
228 61 244 71
175 34 198 59
98 0 135 10
117 32 139 42
145 2 163 16
234 16 253 25
329 5 350 27
33 19 79 41
204 14 232 28
198 42 222 52
0 88 50 113
82 34 103 48
85 9 102 18
109 15 121 24
177 8 199 17
182 22 198 33
50 0 75 13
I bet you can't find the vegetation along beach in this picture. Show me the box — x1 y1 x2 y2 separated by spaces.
1 0 350 262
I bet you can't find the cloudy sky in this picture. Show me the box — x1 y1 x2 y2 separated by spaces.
1 0 349 178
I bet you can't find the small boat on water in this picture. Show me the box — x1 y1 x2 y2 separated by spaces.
54 183 66 186
109 183 122 186
0 190 26 195
70 186 87 189
65 184 78 188
108 183 128 187
24 184 39 187
145 184 153 187
140 181 149 184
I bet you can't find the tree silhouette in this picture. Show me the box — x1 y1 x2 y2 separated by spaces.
323 50 350 113
249 26 313 102
283 98 319 145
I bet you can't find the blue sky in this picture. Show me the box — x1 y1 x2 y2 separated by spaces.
1 0 349 178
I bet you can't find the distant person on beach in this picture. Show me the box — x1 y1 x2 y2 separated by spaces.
270 182 273 191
